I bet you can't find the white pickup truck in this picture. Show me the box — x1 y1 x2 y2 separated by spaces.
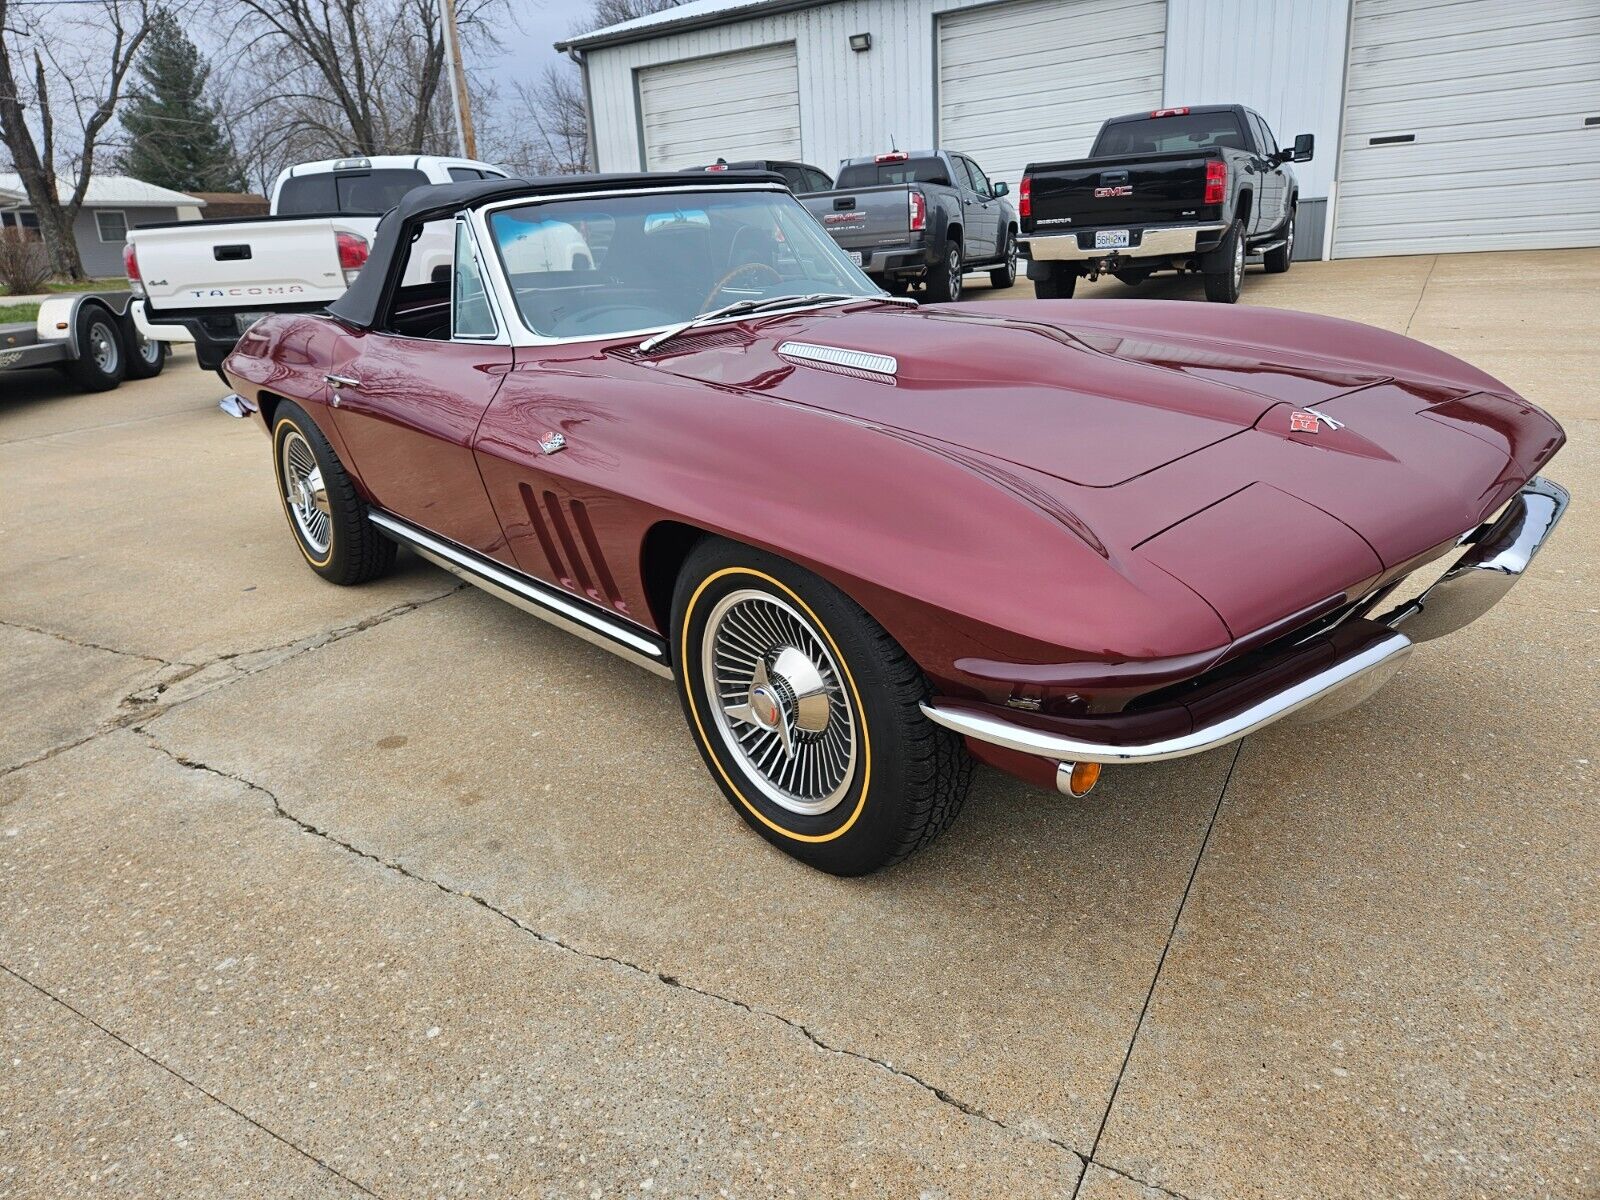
130 154 508 370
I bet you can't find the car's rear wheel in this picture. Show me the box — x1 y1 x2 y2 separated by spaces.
924 241 963 303
1263 206 1295 274
1033 270 1077 299
989 230 1018 288
1202 221 1245 303
673 539 973 875
271 400 396 585
63 306 125 392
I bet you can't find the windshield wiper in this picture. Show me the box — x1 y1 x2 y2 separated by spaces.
638 292 906 354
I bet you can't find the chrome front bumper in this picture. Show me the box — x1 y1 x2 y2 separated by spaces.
921 476 1569 773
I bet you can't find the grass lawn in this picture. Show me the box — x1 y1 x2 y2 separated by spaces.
45 277 125 293
0 302 40 325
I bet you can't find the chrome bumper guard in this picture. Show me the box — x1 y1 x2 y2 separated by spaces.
921 477 1567 768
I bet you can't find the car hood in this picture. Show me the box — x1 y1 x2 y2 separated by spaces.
640 300 1394 488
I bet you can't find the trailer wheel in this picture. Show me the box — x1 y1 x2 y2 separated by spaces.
63 306 126 392
124 323 166 380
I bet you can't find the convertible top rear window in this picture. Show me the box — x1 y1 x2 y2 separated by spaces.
486 189 876 340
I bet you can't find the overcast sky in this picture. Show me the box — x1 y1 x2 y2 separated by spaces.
481 1 585 89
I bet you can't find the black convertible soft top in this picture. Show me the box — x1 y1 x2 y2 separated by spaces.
327 170 786 330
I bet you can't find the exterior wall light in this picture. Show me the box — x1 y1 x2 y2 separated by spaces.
849 32 871 52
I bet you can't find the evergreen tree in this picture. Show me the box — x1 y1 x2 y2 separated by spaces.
117 8 246 193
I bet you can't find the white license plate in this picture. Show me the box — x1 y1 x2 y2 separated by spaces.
1094 230 1131 250
848 250 863 265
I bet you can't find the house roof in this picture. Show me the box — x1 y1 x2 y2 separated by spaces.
0 173 205 208
556 0 834 52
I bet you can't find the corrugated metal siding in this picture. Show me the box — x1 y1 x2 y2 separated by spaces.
937 0 1166 190
638 43 802 168
1333 0 1600 257
1162 0 1351 202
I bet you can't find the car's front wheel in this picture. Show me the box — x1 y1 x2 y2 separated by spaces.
1263 206 1295 274
989 230 1018 288
673 539 973 875
271 400 396 584
924 241 963 303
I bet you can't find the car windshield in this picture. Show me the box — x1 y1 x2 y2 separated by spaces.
487 188 879 340
1092 114 1249 156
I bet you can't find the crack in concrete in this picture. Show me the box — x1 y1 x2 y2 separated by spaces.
1069 743 1244 1200
0 617 186 667
0 961 383 1198
1 588 463 780
139 732 1085 1167
1402 254 1440 337
1085 1159 1197 1199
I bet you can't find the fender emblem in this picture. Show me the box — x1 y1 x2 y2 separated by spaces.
538 430 566 454
1290 407 1345 434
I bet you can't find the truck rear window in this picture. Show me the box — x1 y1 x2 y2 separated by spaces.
836 157 951 188
277 168 430 216
1092 114 1250 157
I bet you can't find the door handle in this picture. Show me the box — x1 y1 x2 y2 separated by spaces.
324 373 360 389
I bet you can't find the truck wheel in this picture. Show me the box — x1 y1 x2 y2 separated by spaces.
271 400 396 585
1202 221 1245 303
881 277 910 297
1263 207 1295 274
1033 270 1076 299
124 325 166 380
925 241 963 303
673 538 973 876
63 306 126 392
989 231 1018 288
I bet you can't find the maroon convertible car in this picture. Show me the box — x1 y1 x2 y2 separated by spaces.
221 172 1568 876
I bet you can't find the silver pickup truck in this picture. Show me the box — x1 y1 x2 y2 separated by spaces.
799 149 1018 302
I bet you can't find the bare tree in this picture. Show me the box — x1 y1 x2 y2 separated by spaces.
480 63 586 176
589 0 684 27
225 0 503 161
0 0 157 278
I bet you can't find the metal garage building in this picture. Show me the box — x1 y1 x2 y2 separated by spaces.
559 0 1600 261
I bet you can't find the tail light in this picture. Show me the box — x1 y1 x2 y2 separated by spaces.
875 150 909 163
336 231 369 286
1151 106 1190 118
1019 174 1032 220
1203 160 1227 206
122 242 144 297
908 189 927 232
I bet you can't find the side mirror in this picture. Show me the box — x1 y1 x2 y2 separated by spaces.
993 181 1010 197
1291 133 1315 163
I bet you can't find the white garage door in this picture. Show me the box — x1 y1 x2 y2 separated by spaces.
937 0 1167 192
1334 0 1600 257
638 43 802 171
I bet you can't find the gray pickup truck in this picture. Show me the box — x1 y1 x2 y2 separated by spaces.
800 150 1018 302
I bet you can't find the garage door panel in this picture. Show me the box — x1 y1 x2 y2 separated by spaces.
938 0 1166 193
1333 0 1600 257
639 43 801 170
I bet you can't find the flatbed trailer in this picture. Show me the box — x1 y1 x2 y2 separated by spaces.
0 291 166 392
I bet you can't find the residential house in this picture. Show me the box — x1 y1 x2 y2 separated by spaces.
0 173 206 277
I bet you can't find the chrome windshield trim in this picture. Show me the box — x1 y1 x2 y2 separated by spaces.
469 183 884 349
920 632 1414 765
368 509 672 678
778 341 899 376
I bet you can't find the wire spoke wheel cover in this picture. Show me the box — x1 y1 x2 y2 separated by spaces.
702 588 858 816
279 429 332 554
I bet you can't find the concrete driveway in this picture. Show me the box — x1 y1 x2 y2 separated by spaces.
2 251 1594 1199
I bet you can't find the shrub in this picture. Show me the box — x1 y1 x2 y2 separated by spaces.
0 228 52 295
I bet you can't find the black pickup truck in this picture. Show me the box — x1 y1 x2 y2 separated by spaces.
1019 105 1313 303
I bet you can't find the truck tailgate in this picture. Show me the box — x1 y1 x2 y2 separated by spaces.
132 218 356 315
801 185 913 253
1027 150 1216 231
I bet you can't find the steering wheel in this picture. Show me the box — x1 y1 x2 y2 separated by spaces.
701 262 784 312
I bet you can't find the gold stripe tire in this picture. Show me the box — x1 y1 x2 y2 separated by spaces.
270 401 395 586
672 538 973 876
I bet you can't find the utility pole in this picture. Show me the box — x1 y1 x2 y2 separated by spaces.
439 0 476 159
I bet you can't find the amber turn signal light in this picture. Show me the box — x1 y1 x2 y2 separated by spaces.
1057 760 1101 798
